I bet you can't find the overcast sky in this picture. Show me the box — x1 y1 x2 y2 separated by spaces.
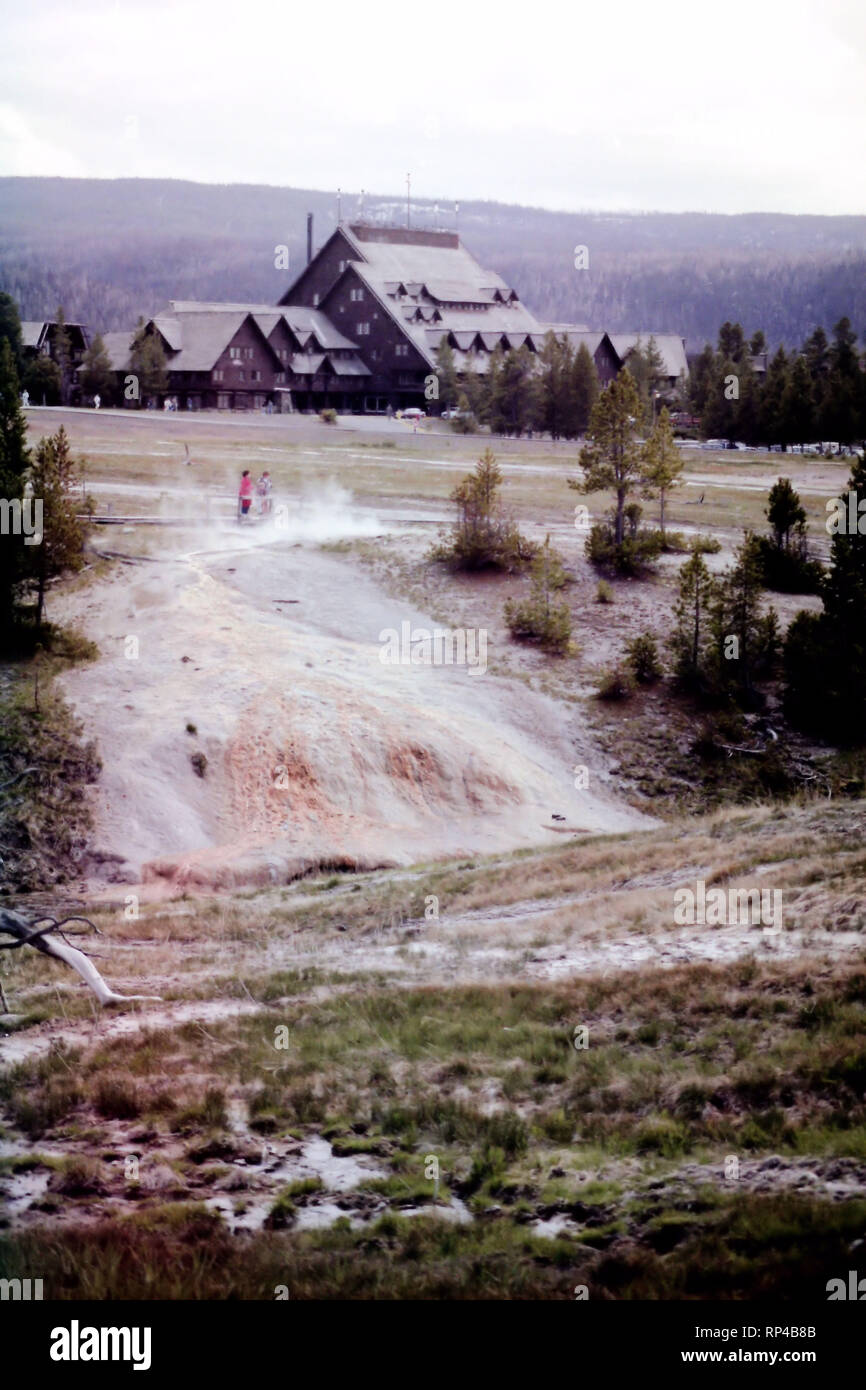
1 0 864 214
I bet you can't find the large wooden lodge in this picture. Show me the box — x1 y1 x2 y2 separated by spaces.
96 221 689 413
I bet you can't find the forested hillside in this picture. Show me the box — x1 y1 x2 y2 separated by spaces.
2 178 865 351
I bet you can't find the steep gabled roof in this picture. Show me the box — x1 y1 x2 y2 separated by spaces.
539 326 620 362
290 352 326 376
160 311 249 371
21 321 47 349
155 300 357 354
302 224 544 370
339 223 511 290
610 333 688 380
152 315 183 351
277 307 356 351
251 312 283 338
101 330 135 371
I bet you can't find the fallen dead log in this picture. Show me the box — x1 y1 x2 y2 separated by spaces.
0 909 162 1009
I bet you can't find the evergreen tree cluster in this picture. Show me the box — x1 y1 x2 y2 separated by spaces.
690 319 866 449
670 536 780 702
436 333 599 439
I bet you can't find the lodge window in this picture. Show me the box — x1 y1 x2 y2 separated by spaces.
212 369 224 382
237 370 245 381
350 287 364 302
312 293 319 306
252 370 261 381
339 260 346 273
395 343 408 357
275 372 285 384
356 322 370 336
229 348 240 359
217 393 230 409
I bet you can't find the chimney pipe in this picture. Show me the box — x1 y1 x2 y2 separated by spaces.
306 213 313 265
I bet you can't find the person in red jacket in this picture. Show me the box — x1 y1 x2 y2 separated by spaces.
238 470 254 521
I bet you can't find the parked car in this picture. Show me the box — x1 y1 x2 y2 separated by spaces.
440 407 469 420
401 407 426 420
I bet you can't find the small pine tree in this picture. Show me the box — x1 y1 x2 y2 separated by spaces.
451 391 476 433
568 370 644 547
434 447 533 571
504 536 572 653
129 319 169 401
23 354 62 406
53 306 73 406
24 426 86 630
756 476 821 594
571 342 598 437
626 633 663 684
537 332 570 440
80 333 115 403
626 335 666 427
641 406 684 543
710 533 775 695
766 477 806 552
670 547 717 684
434 336 459 412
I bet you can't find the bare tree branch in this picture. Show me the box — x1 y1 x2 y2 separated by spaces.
0 909 162 1008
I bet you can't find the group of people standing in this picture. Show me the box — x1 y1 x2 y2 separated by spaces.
238 470 273 521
